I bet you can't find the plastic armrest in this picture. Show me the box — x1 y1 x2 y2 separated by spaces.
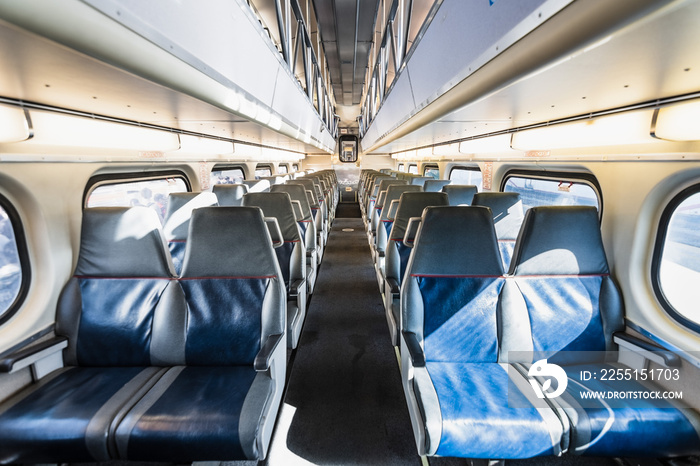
0 336 68 373
254 333 284 372
614 332 681 367
386 277 400 297
403 217 422 248
289 278 306 298
402 331 426 367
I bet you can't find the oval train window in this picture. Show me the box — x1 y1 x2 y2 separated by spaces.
653 186 700 331
0 196 30 325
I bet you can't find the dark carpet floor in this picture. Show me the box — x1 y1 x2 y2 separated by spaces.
264 213 419 465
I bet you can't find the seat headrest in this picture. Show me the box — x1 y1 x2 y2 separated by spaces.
243 179 271 193
181 207 280 278
423 180 451 192
380 185 422 221
472 192 524 240
371 176 392 193
410 177 431 187
212 184 248 206
270 184 312 220
376 180 409 208
410 206 503 276
390 192 449 240
287 180 320 206
76 207 175 278
442 185 478 206
242 192 301 241
163 192 219 240
509 206 608 276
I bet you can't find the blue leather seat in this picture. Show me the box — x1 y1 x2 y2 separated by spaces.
423 179 451 192
505 206 700 457
289 179 327 258
374 185 422 292
370 179 408 256
364 175 391 226
441 184 478 206
213 183 249 206
0 207 177 463
243 192 307 348
163 192 218 275
243 179 271 193
472 192 524 270
400 206 566 459
384 192 449 345
271 183 318 293
409 176 431 187
114 207 286 461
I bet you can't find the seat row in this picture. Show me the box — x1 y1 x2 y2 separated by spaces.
0 206 286 463
358 170 524 345
397 204 700 460
162 171 338 349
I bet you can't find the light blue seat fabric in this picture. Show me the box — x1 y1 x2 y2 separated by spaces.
472 192 524 272
213 183 249 206
271 184 318 293
441 184 478 206
384 192 448 345
163 192 218 275
423 179 451 192
505 206 700 457
400 206 566 459
243 192 307 349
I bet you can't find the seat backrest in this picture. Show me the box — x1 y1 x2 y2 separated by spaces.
271 184 317 253
243 179 271 193
243 192 304 289
472 192 524 270
56 207 176 366
402 206 504 363
503 206 624 364
388 192 449 282
177 207 286 366
442 184 478 206
163 192 218 274
380 185 422 230
213 183 249 206
372 179 408 231
423 179 451 192
410 176 431 187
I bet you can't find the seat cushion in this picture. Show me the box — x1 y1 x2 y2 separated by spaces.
425 362 562 459
168 240 187 275
419 276 503 363
560 363 700 457
115 366 262 461
0 366 161 463
516 275 607 363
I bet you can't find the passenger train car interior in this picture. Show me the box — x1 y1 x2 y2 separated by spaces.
1 0 700 465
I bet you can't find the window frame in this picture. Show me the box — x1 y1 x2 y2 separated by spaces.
83 170 191 208
255 164 273 179
500 169 603 218
210 164 247 185
397 163 405 173
408 164 418 175
449 165 481 180
0 194 31 326
651 184 700 334
423 164 440 179
277 164 289 174
292 163 299 172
